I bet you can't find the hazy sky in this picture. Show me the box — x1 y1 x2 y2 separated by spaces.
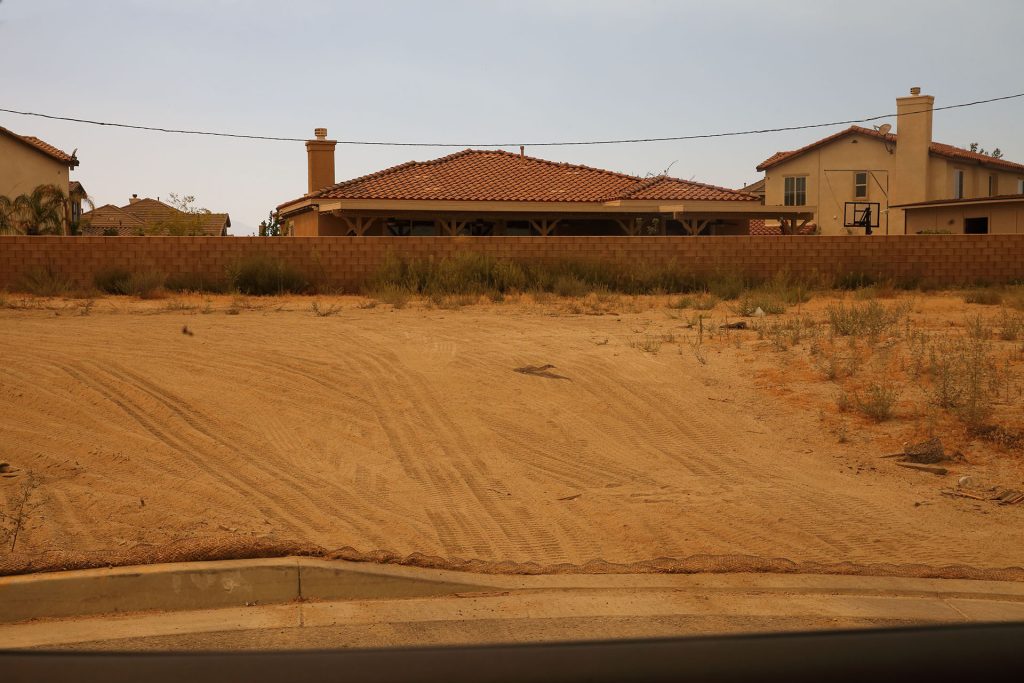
2 0 1022 235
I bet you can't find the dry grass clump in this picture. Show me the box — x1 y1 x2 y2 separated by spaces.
854 381 901 421
668 293 719 311
18 265 74 297
229 255 308 296
826 300 910 340
94 267 167 299
364 253 824 305
310 301 342 317
963 288 1003 305
755 316 819 351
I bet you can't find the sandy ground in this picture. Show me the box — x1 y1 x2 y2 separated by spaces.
1 292 1023 579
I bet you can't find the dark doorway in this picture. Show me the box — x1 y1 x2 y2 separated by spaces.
964 217 989 234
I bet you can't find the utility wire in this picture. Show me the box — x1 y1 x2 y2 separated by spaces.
1 92 1022 148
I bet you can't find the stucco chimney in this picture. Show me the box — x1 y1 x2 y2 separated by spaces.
306 127 337 194
128 193 140 204
890 87 934 233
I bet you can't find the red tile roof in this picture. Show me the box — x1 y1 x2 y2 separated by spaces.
757 125 1024 173
81 198 230 236
748 221 818 236
284 149 757 207
0 126 79 166
78 204 146 235
928 141 1024 173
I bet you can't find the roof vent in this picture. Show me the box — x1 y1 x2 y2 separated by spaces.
910 86 922 96
314 128 328 140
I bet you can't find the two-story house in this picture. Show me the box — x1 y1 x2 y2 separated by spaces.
755 88 1024 235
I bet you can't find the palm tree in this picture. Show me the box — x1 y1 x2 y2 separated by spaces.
0 195 16 235
12 184 68 235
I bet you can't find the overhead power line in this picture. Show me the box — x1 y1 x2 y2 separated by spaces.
1 92 1022 148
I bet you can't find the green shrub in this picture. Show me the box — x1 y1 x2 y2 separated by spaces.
230 255 308 295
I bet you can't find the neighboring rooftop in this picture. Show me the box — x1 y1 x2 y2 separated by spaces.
282 149 758 208
81 197 230 236
0 125 79 167
78 204 146 235
756 125 1024 173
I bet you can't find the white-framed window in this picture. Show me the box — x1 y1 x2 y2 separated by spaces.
988 175 996 197
854 172 868 199
953 169 965 199
784 176 807 206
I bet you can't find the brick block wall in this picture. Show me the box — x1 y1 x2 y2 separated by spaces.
1 235 1023 292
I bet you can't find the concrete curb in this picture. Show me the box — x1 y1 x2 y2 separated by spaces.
0 557 490 624
5 557 1024 625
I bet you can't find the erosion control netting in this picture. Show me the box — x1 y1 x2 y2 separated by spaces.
3 536 1024 581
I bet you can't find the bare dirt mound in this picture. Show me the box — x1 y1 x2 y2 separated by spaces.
2 296 1023 580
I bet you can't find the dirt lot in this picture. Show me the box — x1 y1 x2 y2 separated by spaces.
1 291 1022 578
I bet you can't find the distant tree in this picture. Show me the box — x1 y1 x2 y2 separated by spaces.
146 193 211 235
968 142 1004 158
258 211 285 236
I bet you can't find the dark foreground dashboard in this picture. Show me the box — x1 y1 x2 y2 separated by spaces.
5 622 1023 682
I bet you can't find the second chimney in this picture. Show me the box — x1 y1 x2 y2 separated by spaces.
890 86 935 233
306 127 337 194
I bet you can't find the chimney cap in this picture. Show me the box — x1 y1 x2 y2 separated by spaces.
910 86 922 96
314 127 328 140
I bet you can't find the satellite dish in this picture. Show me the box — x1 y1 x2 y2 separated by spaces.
876 123 892 136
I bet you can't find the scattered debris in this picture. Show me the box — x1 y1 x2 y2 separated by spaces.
753 307 766 317
557 493 582 501
942 487 1023 505
181 325 194 336
895 462 948 476
514 364 570 380
902 437 948 464
957 476 973 488
720 321 748 330
883 438 960 465
942 490 986 501
994 489 1024 506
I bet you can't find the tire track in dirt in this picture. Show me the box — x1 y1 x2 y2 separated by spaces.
566 363 819 558
349 355 495 558
294 351 495 557
95 362 393 545
57 362 315 536
360 349 568 561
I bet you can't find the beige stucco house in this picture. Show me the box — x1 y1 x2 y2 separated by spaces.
277 130 813 237
0 126 82 232
895 195 1024 234
756 88 1024 235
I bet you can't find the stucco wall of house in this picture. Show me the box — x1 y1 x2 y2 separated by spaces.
905 202 1024 234
762 133 894 236
0 135 70 200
